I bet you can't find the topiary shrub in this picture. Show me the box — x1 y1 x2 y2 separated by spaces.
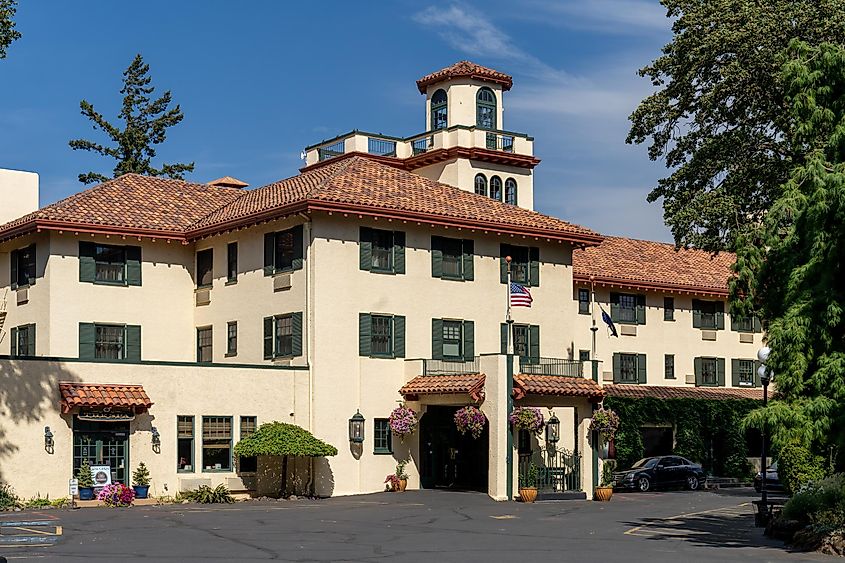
132 462 151 486
76 459 94 488
779 441 827 495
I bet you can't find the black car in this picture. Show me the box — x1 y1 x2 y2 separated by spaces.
613 455 706 492
754 462 783 492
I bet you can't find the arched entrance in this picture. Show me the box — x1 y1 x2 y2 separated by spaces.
419 406 488 492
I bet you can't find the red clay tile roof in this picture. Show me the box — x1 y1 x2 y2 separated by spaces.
0 174 244 242
604 384 763 401
400 373 486 401
208 176 249 188
573 236 735 296
59 382 154 414
417 61 513 93
190 156 601 243
513 375 605 401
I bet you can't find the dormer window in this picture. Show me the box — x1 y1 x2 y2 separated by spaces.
476 87 497 130
490 176 502 201
431 89 448 130
474 174 487 196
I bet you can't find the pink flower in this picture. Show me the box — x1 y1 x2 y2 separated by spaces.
454 406 487 439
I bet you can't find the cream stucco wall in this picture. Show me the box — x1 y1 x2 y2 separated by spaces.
0 232 52 356
414 158 534 210
0 168 39 225
424 80 505 131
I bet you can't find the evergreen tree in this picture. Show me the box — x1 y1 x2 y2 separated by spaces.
628 0 845 252
69 54 194 184
0 0 20 59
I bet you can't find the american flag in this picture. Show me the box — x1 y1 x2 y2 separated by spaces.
510 283 533 307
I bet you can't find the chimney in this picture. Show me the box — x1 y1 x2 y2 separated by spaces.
207 176 249 189
0 168 39 225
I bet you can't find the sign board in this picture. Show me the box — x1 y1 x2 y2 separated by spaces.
90 465 112 489
69 478 79 496
78 409 135 422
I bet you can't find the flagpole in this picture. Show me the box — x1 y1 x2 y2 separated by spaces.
506 256 514 354
590 275 598 360
505 255 514 501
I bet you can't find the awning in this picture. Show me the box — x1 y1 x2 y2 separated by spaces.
59 382 154 414
604 384 764 401
400 373 485 402
513 374 605 402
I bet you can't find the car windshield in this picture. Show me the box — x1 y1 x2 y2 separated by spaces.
631 458 658 469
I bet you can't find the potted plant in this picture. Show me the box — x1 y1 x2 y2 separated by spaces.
589 407 620 457
594 460 615 502
76 459 95 500
388 404 418 441
509 407 545 434
518 462 539 503
98 483 135 507
132 462 151 499
454 406 487 439
384 474 401 492
396 460 409 492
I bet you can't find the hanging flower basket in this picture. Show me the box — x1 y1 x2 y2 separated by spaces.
589 407 620 444
454 406 487 439
388 405 418 439
509 407 545 434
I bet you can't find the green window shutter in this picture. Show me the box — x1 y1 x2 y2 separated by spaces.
731 359 740 387
636 295 646 325
753 361 761 387
263 233 275 276
28 325 35 356
529 246 540 287
716 358 726 386
499 244 508 284
291 312 303 357
730 315 738 332
637 354 647 384
359 228 373 271
610 293 620 323
462 239 474 281
9 327 17 357
431 237 443 278
500 323 508 354
291 225 304 271
463 320 475 361
79 323 96 360
753 316 762 333
79 242 96 283
694 357 703 386
431 318 443 360
125 325 141 361
10 249 18 290
393 231 406 274
359 313 372 356
393 315 405 358
612 353 621 383
528 324 540 362
692 300 702 328
715 301 725 330
263 317 273 359
126 246 142 286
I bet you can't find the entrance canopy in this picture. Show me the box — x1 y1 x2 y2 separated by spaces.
400 374 485 402
513 374 604 402
59 382 153 414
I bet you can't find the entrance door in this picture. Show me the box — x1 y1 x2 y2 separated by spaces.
73 418 130 485
420 406 488 492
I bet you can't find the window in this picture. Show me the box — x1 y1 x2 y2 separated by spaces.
579 349 590 362
177 416 194 472
695 357 725 386
578 288 590 314
94 244 126 283
490 176 502 201
664 297 674 321
732 359 757 387
610 292 645 325
78 323 140 362
79 242 141 286
374 419 392 454
476 87 497 129
665 354 675 379
505 178 517 205
431 88 448 130
238 416 258 473
432 236 474 281
500 244 539 286
202 416 232 471
10 244 36 288
360 227 405 274
359 313 405 359
196 249 213 288
731 315 760 333
197 326 212 363
474 174 487 196
263 312 303 359
264 226 304 275
701 357 717 385
226 321 238 357
442 320 463 359
96 325 125 360
227 242 238 283
10 324 35 357
613 352 646 384
432 318 474 361
503 323 539 361
692 299 724 330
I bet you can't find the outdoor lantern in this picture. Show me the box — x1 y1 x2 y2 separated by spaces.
349 410 365 444
546 412 560 446
44 426 54 452
151 427 161 448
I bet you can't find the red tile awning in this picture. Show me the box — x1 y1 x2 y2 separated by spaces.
513 374 605 401
400 374 485 402
604 384 764 401
59 382 154 414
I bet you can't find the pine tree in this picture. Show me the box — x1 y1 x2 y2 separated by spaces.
0 0 20 59
69 54 194 184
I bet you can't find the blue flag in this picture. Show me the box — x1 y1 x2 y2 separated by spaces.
600 307 618 337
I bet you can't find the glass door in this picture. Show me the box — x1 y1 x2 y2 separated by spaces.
73 419 130 485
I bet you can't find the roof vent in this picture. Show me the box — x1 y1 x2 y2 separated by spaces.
207 176 249 189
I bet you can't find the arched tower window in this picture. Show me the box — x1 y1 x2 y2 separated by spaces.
476 87 497 130
490 176 502 201
431 89 448 130
474 174 487 196
505 178 517 205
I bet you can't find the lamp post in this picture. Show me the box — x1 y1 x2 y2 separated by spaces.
757 346 772 523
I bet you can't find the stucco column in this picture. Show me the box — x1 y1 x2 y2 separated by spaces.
479 354 508 501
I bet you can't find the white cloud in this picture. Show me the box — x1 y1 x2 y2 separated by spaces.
518 0 670 35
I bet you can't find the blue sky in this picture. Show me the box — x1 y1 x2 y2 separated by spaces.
0 0 674 241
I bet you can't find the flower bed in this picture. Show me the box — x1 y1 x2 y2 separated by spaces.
98 483 135 507
454 406 487 439
509 407 545 433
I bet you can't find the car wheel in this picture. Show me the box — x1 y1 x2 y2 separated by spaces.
686 475 700 490
637 477 651 492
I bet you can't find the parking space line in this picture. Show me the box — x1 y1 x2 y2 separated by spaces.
624 502 751 536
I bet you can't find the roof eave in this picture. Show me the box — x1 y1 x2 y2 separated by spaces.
0 219 187 245
573 273 729 297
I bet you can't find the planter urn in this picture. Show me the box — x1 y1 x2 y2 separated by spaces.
133 485 150 499
78 487 95 501
518 487 538 503
398 479 407 492
594 486 613 502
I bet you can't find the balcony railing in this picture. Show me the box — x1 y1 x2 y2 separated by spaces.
485 132 514 152
318 140 345 161
410 134 434 155
519 357 583 377
368 137 397 157
423 356 480 376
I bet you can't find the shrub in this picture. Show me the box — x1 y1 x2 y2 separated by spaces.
779 441 827 495
76 459 94 488
184 484 234 504
0 483 20 510
98 483 135 507
23 493 52 509
783 473 845 528
132 462 150 486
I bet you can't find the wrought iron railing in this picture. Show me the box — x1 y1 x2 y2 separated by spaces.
318 140 345 161
423 356 480 375
519 357 583 377
368 137 397 157
410 135 434 155
485 132 514 152
518 449 582 492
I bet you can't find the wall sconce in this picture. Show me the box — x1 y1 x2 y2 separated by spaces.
151 427 161 454
348 410 365 444
44 426 54 454
545 412 560 447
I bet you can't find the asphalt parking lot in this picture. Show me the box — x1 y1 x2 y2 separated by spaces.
0 487 823 562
